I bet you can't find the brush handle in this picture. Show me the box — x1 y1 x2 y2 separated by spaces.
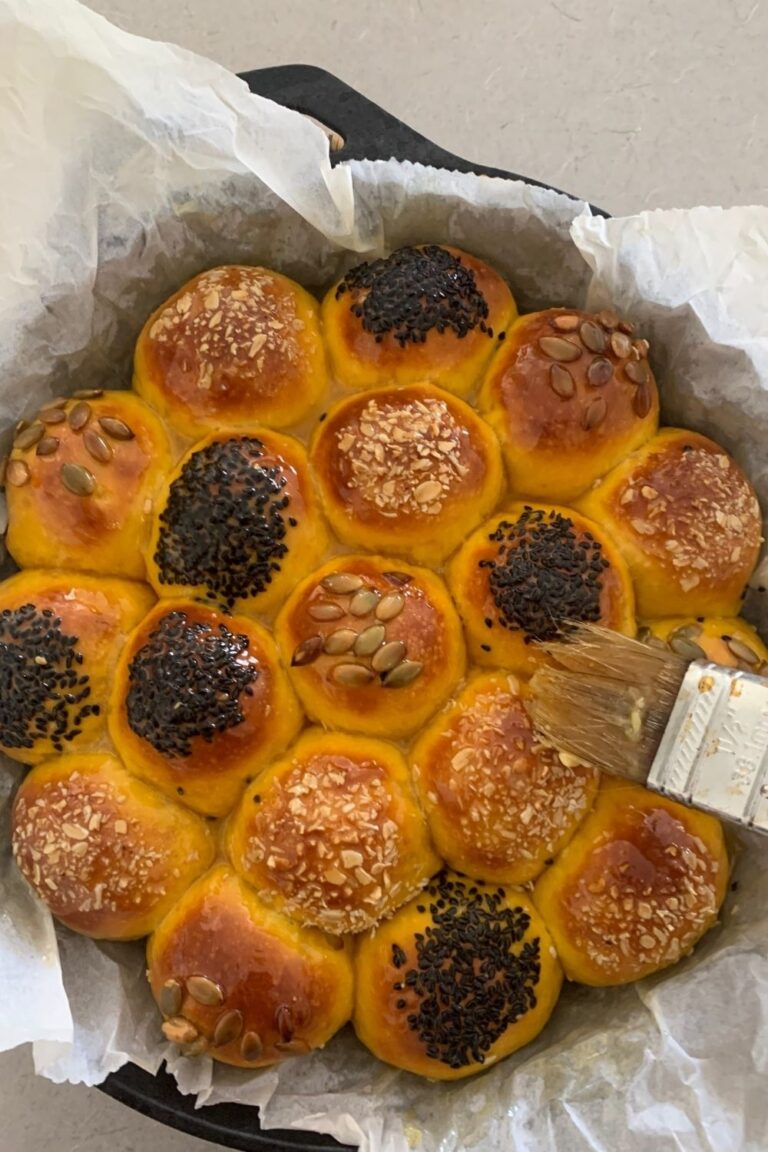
648 662 768 835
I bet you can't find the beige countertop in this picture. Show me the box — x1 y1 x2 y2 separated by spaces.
3 0 768 1149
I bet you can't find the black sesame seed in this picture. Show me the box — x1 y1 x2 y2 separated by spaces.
391 943 407 969
125 610 258 759
485 509 606 643
335 246 492 347
154 437 292 611
480 643 492 652
393 872 541 1068
0 604 91 752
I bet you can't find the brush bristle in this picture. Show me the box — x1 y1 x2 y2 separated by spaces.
528 623 688 783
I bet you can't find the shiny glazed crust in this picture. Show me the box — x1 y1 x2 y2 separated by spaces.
11 753 215 939
133 266 328 438
147 865 354 1068
322 245 517 395
533 777 729 986
578 428 762 617
5 392 174 580
479 308 659 502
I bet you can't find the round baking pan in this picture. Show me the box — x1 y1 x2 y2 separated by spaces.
99 62 605 1152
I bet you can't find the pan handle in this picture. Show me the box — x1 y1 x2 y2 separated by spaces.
238 64 565 196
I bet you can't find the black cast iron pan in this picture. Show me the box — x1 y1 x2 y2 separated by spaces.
98 63 603 1152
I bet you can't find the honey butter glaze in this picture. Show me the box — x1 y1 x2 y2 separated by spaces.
3 245 753 1079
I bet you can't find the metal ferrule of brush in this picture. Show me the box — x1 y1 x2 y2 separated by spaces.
648 661 768 834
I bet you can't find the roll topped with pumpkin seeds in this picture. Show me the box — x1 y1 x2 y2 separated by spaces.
309 383 504 566
448 502 636 675
479 307 659 503
109 599 302 817
0 570 154 765
133 265 328 439
641 616 768 673
322 245 517 396
226 728 440 935
274 555 466 739
147 865 354 1068
11 753 215 940
145 428 329 618
4 390 174 580
578 428 762 617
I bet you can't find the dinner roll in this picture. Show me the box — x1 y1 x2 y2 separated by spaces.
0 570 153 765
322 245 517 395
109 600 302 817
579 428 762 617
479 307 659 502
410 672 599 884
4 391 174 580
11 753 215 940
275 556 466 738
353 871 562 1080
533 777 728 986
145 428 329 617
147 865 354 1067
642 616 768 672
226 728 440 935
134 265 328 438
309 383 504 565
448 502 635 675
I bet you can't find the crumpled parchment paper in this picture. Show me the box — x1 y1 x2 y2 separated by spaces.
1 1 767 1150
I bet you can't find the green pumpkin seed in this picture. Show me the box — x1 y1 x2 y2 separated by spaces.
332 663 375 687
187 975 224 1007
726 636 760 665
308 601 345 621
633 381 652 418
6 459 30 487
668 636 707 661
580 321 606 353
180 1036 209 1058
383 571 413 587
39 407 66 424
159 978 183 1018
240 1031 263 1062
587 357 613 387
354 624 386 656
14 423 44 451
60 462 95 496
610 331 632 358
375 592 405 621
68 401 91 431
625 359 649 385
551 313 580 331
382 660 423 688
292 635 324 666
213 1009 244 1047
324 629 357 655
349 588 380 616
83 429 113 463
98 416 135 440
73 388 104 399
549 364 575 399
36 437 59 457
321 572 363 594
371 640 407 672
539 335 582 362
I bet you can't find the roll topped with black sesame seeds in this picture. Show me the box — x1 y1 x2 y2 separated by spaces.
309 383 504 566
109 599 302 817
226 728 440 935
5 391 174 580
145 428 330 618
274 555 466 739
11 753 215 940
479 307 659 503
533 777 729 987
353 871 562 1080
448 502 636 676
147 865 354 1068
322 245 517 396
0 570 154 765
133 266 328 439
411 672 599 884
578 428 762 617
643 616 768 672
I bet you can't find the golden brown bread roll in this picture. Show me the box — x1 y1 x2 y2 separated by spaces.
11 753 215 940
309 383 504 565
578 428 762 617
479 308 659 502
448 502 636 675
274 555 466 738
147 865 354 1067
4 391 174 580
322 245 517 395
410 672 599 884
144 428 329 617
533 777 729 986
0 570 154 765
226 728 440 934
353 871 562 1080
133 265 328 439
109 599 302 817
642 615 768 672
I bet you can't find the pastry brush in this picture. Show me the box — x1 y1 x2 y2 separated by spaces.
528 622 768 835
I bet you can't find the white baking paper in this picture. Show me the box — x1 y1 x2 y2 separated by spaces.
1 1 767 1150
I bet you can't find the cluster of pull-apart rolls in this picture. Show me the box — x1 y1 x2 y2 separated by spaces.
5 245 759 1080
